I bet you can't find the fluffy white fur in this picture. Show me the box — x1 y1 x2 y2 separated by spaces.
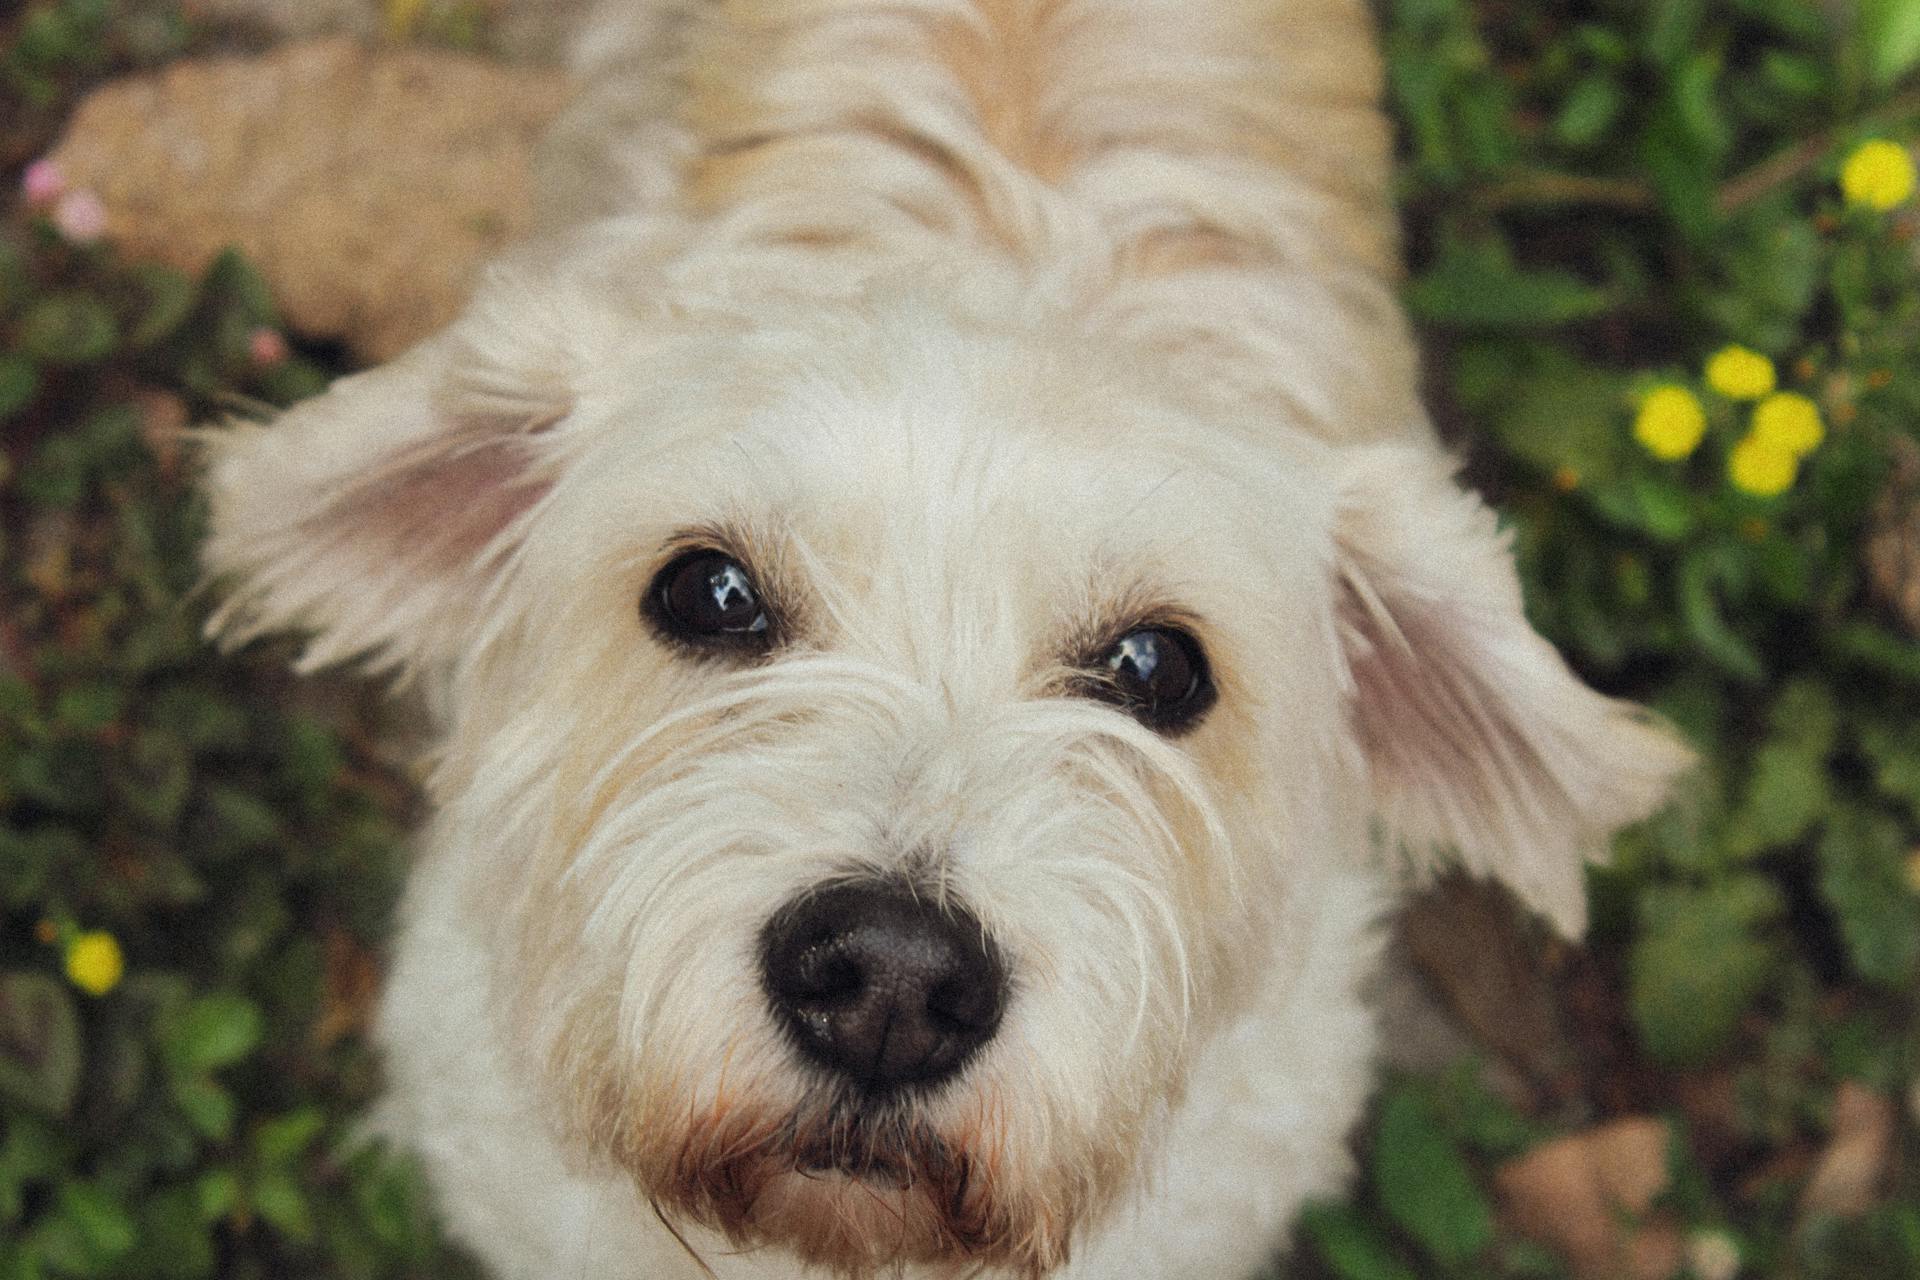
199 2 1691 1276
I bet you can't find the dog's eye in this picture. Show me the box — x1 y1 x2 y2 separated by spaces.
1089 627 1215 733
647 550 773 648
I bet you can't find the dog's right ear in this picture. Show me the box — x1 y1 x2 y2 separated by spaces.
1330 444 1693 937
198 318 577 677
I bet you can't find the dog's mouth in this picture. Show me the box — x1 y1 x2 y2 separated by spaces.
787 1110 935 1190
645 1096 1073 1275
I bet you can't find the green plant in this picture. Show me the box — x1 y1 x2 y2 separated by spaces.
1299 2 1920 1276
1 178 480 1279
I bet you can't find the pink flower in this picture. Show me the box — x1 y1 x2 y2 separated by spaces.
248 327 290 367
52 189 108 244
22 159 66 207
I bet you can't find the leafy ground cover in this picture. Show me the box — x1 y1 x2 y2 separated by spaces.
1 1 1918 1278
3 5 485 1276
1302 1 1920 1276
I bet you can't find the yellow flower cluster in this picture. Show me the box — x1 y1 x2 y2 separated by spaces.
1632 345 1829 497
65 930 124 997
1841 139 1917 212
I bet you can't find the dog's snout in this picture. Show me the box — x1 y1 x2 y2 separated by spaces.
760 882 1007 1092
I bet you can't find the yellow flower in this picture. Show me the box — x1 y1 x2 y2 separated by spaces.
1633 386 1707 460
1728 434 1798 497
65 931 124 997
1750 391 1824 456
1841 139 1917 211
1704 345 1776 400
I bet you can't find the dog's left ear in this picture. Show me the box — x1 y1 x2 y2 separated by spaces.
1331 444 1692 936
198 313 577 677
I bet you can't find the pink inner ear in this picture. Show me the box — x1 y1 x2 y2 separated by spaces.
1339 574 1552 833
1328 445 1692 936
321 417 556 576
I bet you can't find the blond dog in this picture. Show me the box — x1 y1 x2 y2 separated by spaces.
200 2 1689 1275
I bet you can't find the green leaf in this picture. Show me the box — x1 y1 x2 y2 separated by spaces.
1645 0 1707 67
1554 74 1623 147
54 1182 136 1263
1818 808 1920 987
1407 236 1613 330
194 1169 240 1221
170 1075 236 1142
1591 471 1696 542
160 994 263 1076
278 716 344 793
52 683 124 733
253 1168 315 1243
1371 1088 1494 1266
1829 622 1920 686
1760 49 1829 99
1301 1203 1420 1280
202 249 279 327
347 1147 437 1252
0 973 82 1117
132 1187 218 1279
17 293 119 367
125 264 200 350
1860 0 1920 88
1629 878 1784 1065
1492 356 1627 485
1859 719 1920 814
1724 681 1839 856
202 786 283 854
1768 680 1839 755
254 1106 326 1165
1638 97 1720 243
1677 546 1765 683
1728 743 1830 855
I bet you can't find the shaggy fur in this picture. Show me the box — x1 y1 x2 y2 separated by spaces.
199 2 1691 1276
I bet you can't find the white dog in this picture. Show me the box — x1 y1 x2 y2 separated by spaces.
199 1 1690 1276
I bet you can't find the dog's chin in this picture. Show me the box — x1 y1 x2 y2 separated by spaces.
644 1102 1075 1277
744 1166 989 1272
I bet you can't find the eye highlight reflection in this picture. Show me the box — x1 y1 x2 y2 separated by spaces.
645 549 775 651
1084 625 1215 734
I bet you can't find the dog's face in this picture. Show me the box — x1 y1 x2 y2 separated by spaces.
201 248 1686 1275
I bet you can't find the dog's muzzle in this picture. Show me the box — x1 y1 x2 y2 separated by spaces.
759 881 1008 1093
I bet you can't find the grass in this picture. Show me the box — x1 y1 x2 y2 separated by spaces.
3 0 1920 1277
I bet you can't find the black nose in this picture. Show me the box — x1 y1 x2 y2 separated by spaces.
760 882 1008 1093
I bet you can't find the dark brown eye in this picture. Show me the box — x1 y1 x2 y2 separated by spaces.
646 550 773 649
1089 626 1214 733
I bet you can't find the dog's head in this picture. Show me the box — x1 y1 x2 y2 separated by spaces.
200 236 1687 1275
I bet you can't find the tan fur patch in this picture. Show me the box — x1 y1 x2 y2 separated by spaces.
929 0 1073 185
